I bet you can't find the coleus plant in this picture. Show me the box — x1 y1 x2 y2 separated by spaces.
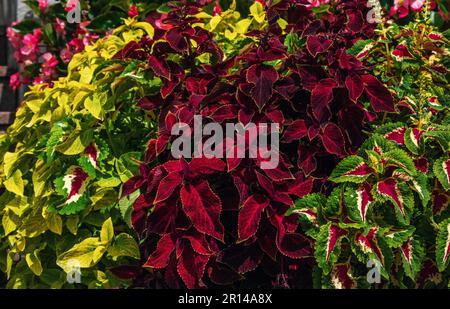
0 19 158 288
288 3 450 288
117 0 397 288
288 131 449 288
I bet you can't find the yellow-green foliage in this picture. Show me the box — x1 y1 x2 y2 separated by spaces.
0 19 157 288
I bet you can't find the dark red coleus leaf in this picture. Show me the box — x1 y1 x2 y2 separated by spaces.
181 181 225 241
311 78 337 121
246 64 279 110
238 194 270 242
282 120 308 142
321 123 346 156
144 233 176 269
361 75 395 113
306 35 333 57
345 73 364 102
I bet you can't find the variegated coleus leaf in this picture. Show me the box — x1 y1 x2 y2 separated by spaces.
346 39 374 60
358 133 397 157
344 183 373 224
400 237 425 280
381 149 417 176
329 155 372 184
78 139 110 178
322 187 343 219
391 171 431 207
424 129 450 152
286 194 324 237
54 166 90 215
382 226 415 248
404 128 424 155
374 123 406 146
352 226 392 279
315 222 347 275
433 157 450 191
328 263 356 289
375 178 414 225
436 218 450 272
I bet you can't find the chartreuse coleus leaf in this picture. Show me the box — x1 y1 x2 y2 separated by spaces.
400 237 425 280
57 218 114 273
404 128 423 155
314 222 348 275
329 155 372 184
375 178 414 225
436 218 450 272
322 187 343 219
433 157 450 190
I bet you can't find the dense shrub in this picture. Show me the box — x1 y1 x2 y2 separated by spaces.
288 5 450 288
0 19 157 288
0 0 448 290
116 0 398 288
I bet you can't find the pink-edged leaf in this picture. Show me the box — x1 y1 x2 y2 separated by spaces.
377 178 406 216
315 223 347 274
282 120 308 142
306 35 332 57
345 73 364 102
355 227 384 263
321 123 346 156
181 181 224 241
288 177 314 198
154 171 183 204
238 194 270 242
177 244 210 289
331 264 356 289
144 233 176 269
246 64 279 110
362 75 395 113
391 44 414 62
384 127 406 145
356 183 373 223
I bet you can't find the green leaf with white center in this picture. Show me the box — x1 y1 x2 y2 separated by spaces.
315 222 348 275
400 237 425 280
433 157 450 191
344 184 373 224
436 218 450 272
382 226 415 248
329 156 372 184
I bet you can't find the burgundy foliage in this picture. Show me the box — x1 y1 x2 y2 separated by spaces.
118 0 394 288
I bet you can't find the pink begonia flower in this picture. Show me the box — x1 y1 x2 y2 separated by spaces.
6 23 22 49
41 52 59 77
9 73 21 91
54 18 66 36
20 28 41 57
65 0 79 12
128 4 138 18
213 0 222 15
38 0 48 12
390 0 426 18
